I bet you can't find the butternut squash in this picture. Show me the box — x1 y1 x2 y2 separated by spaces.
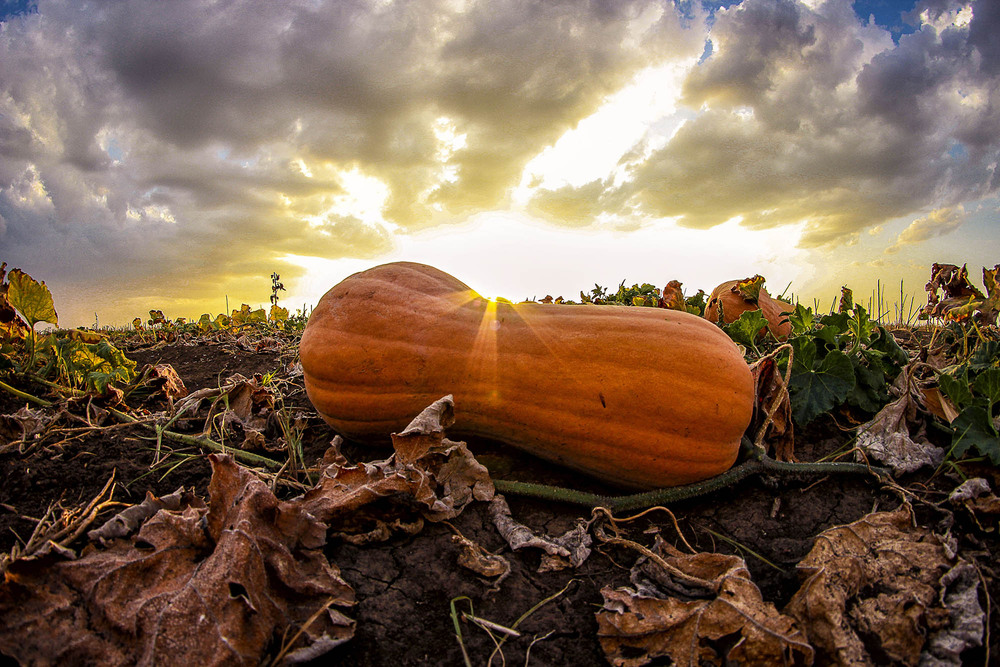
299 262 754 489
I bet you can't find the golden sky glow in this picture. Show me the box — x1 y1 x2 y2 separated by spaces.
0 0 997 327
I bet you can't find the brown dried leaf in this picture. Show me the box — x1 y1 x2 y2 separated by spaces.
922 263 987 321
948 478 1000 516
0 455 355 665
488 494 591 570
748 354 795 460
451 531 511 583
143 363 189 403
921 386 960 423
87 487 202 545
660 279 687 311
597 548 813 667
0 405 59 444
784 505 981 666
295 396 494 530
856 369 943 474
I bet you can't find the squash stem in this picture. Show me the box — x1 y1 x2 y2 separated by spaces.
493 456 886 512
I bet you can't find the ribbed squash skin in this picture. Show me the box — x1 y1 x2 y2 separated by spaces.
300 262 754 490
704 280 793 341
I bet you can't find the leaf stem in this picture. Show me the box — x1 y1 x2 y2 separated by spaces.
0 378 53 407
106 407 283 470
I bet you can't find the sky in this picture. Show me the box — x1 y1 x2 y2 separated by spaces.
1 0 997 328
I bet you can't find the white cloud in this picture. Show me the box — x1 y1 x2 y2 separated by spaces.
886 205 966 252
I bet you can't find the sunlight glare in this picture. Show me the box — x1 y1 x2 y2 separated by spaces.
514 60 697 201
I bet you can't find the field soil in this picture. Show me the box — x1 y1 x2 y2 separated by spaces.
1 334 997 665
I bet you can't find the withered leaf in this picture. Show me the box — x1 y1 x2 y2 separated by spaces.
0 455 356 666
597 548 813 667
294 396 494 529
855 365 943 474
488 494 591 570
784 505 981 666
87 487 202 545
748 354 795 460
451 531 511 583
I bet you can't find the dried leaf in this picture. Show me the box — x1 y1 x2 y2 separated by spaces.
597 547 813 667
921 387 960 423
922 563 984 666
948 478 1000 516
143 364 189 403
855 375 944 474
87 488 201 544
451 531 511 583
0 405 60 443
488 494 591 570
0 455 356 665
784 505 981 666
660 280 687 311
295 396 494 528
922 263 988 321
748 354 795 460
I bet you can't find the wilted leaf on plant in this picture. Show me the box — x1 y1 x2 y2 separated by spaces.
748 354 795 460
269 304 289 324
922 263 988 321
0 455 356 665
0 262 31 340
784 505 981 666
855 369 943 474
597 548 813 667
838 286 854 313
735 274 765 302
6 268 57 330
488 494 591 571
660 280 687 311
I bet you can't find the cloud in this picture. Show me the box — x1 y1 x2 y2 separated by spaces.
526 0 999 247
886 204 966 252
0 0 698 317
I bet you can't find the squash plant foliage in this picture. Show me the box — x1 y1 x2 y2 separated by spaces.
0 264 136 394
937 339 1000 464
726 287 909 426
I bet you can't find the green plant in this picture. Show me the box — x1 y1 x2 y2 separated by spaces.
936 339 1000 465
772 288 909 426
0 266 137 396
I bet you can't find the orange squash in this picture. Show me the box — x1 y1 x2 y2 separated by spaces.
704 279 793 341
299 262 754 489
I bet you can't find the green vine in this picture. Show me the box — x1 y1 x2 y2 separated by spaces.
493 441 886 512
